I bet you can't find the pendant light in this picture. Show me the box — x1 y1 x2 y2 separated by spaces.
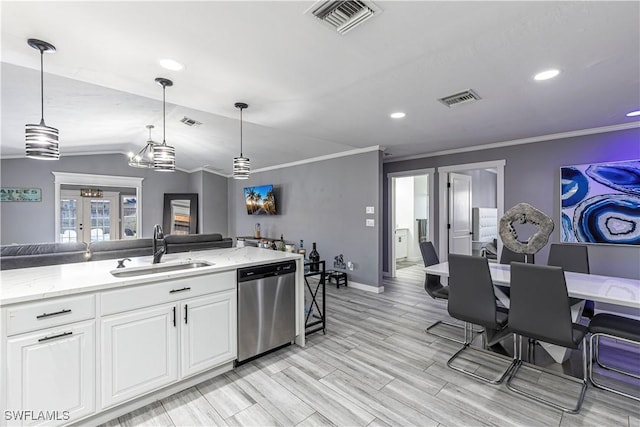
233 102 250 179
153 78 176 172
25 38 59 160
128 125 157 168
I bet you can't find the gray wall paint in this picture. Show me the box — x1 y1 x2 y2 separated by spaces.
1 154 190 244
229 150 383 288
201 171 228 235
188 171 204 234
461 169 497 208
383 128 640 279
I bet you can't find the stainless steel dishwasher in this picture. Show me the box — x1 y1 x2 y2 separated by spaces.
237 260 296 363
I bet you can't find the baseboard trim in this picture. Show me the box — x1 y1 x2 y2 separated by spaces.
348 281 384 293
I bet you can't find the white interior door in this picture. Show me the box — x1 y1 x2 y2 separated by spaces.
84 196 118 242
60 190 119 243
60 191 81 243
448 172 472 255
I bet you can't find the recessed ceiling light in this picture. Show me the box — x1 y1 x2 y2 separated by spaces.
390 112 406 119
534 69 560 81
159 59 183 71
626 110 640 117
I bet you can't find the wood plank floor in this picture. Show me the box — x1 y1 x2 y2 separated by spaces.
100 265 639 426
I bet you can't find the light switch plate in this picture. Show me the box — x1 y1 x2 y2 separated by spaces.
366 219 375 227
366 206 374 214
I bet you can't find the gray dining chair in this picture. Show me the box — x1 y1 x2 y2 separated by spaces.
506 262 588 413
420 242 468 343
499 246 533 265
446 254 516 384
547 243 590 274
497 246 533 298
547 243 593 318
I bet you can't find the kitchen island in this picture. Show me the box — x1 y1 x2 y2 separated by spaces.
0 247 304 427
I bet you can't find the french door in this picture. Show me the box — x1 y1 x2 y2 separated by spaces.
60 190 119 243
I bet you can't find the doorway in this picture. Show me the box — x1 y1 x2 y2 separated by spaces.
53 172 144 243
437 160 505 263
60 190 119 243
387 168 435 278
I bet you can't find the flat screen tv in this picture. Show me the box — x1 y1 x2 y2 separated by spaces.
243 185 277 215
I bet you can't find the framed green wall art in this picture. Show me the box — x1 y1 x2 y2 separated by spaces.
0 188 42 202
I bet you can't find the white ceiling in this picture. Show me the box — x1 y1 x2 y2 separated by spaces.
2 1 639 174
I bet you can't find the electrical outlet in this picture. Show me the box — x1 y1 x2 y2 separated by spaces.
366 206 374 214
347 261 354 270
366 219 375 227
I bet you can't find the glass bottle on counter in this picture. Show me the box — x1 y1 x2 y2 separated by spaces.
299 240 306 259
309 242 320 271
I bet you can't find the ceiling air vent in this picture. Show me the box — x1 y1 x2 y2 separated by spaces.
180 116 202 127
308 0 382 35
438 89 482 107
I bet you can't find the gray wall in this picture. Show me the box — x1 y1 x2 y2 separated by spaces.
383 128 640 279
201 170 228 235
1 154 191 244
462 169 497 208
229 150 383 289
188 171 205 234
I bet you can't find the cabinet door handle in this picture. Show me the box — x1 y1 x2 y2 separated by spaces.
36 309 71 319
172 306 176 327
169 287 191 294
184 304 188 324
38 331 72 342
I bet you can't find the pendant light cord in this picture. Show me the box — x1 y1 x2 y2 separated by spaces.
162 84 166 145
39 48 44 123
239 107 243 156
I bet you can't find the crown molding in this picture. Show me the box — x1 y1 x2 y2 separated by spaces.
384 121 640 163
250 145 383 175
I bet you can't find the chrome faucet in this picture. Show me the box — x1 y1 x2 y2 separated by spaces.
152 224 166 264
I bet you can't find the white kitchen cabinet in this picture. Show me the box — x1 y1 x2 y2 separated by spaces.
100 303 178 409
100 273 237 410
6 320 95 427
180 290 237 378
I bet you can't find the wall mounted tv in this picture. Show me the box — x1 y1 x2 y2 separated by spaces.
244 185 277 215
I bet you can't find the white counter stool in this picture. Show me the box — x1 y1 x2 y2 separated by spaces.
589 313 640 401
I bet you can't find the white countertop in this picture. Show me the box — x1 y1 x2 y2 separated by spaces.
0 247 303 306
426 261 640 310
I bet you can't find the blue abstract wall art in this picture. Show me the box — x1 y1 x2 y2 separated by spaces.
560 160 640 245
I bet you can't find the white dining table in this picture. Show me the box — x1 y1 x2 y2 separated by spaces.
425 261 640 362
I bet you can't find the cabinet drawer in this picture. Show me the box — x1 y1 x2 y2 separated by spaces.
5 294 95 337
101 270 236 316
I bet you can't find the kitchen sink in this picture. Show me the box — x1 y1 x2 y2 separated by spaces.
110 260 214 278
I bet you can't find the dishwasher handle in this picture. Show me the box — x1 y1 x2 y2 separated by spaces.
238 260 297 282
